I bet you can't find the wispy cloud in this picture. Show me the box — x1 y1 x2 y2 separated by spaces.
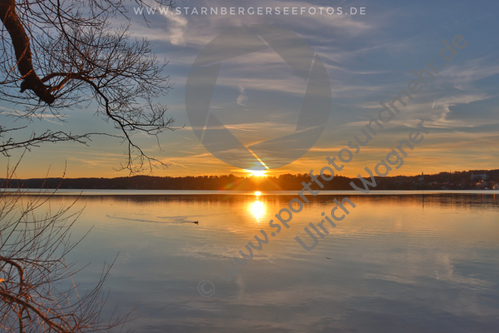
439 58 499 90
236 86 248 106
0 107 66 125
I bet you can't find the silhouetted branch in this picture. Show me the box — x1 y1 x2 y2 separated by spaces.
0 0 178 173
0 174 133 332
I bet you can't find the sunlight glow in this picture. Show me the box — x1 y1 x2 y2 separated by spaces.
249 170 267 177
254 191 262 197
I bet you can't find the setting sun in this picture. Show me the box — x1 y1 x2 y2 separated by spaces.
254 191 262 196
246 170 267 177
249 170 267 177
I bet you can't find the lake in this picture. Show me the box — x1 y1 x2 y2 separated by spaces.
22 191 499 332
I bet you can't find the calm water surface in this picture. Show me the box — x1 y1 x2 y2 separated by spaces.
45 192 499 332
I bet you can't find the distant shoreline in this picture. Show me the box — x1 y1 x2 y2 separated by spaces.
2 189 499 196
1 169 498 191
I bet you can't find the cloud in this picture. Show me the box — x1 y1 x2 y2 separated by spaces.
439 58 499 91
236 86 248 106
167 13 188 46
0 107 66 125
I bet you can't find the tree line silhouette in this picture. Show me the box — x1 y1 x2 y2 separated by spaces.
4 169 498 191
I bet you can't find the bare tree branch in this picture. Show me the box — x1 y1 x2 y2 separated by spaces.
0 176 134 332
0 0 179 173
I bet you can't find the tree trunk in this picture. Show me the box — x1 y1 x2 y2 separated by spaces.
0 0 55 104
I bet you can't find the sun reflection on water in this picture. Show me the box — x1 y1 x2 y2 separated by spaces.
248 192 265 222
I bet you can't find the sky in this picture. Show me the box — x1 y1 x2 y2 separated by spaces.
1 0 498 179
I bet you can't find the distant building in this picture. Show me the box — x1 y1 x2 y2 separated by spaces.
471 173 489 181
418 172 424 182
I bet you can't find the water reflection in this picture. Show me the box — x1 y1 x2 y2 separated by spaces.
41 193 499 332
